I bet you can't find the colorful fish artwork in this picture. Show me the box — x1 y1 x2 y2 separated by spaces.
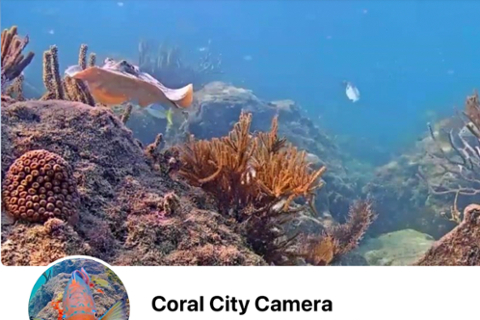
52 268 127 320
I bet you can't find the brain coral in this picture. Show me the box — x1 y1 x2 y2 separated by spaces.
2 150 79 223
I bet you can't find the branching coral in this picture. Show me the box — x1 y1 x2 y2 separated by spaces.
1 26 34 94
175 112 327 264
4 74 25 100
40 44 96 106
419 91 480 221
178 112 324 215
298 199 376 265
138 40 222 89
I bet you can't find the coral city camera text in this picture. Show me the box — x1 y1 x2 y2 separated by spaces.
152 295 333 315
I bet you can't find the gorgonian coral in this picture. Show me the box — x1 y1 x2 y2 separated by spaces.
419 91 480 222
177 112 324 216
1 26 34 94
298 198 376 265
175 112 327 264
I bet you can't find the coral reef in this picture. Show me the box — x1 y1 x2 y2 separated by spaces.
1 218 89 266
176 112 326 264
40 44 96 106
189 82 359 223
4 74 25 101
138 40 222 89
419 92 480 214
120 82 362 250
365 126 459 238
298 199 376 265
416 204 480 265
3 150 79 223
1 99 264 266
365 91 480 239
354 229 435 266
175 111 375 265
1 26 34 94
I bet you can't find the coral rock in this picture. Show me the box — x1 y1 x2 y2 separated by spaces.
416 204 480 266
3 149 79 223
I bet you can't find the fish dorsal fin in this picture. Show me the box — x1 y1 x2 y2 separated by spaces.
99 301 127 320
164 83 193 108
64 65 83 77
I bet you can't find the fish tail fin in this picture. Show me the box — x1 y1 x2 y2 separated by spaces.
175 83 194 108
166 109 173 127
99 301 128 320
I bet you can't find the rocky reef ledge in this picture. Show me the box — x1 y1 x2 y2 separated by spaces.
1 99 265 266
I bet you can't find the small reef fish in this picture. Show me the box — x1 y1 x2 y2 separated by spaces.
145 106 174 127
243 55 253 61
305 152 321 166
90 275 112 289
53 270 127 320
65 58 193 109
343 81 360 102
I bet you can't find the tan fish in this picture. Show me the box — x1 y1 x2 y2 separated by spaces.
91 275 111 289
65 58 193 108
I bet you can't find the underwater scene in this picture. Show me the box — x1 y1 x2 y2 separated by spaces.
1 0 480 266
29 258 129 320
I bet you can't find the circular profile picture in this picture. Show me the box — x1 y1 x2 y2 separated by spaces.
28 256 129 320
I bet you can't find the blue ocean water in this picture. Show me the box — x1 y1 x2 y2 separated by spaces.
30 267 51 300
2 0 479 163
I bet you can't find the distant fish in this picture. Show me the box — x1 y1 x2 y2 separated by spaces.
343 81 360 103
243 55 253 61
198 47 207 52
305 152 321 165
91 275 112 289
117 2 124 6
146 106 174 128
48 29 55 35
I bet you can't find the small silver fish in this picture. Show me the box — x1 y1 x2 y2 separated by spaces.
344 81 360 102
